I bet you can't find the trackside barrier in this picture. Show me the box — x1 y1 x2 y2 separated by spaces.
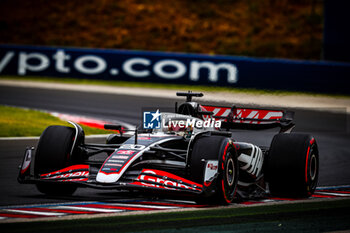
0 44 349 94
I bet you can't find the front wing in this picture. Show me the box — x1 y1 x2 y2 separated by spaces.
18 148 203 195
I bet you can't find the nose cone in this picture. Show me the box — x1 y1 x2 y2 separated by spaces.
96 172 121 183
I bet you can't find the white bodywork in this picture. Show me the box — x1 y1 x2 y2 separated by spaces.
237 143 264 178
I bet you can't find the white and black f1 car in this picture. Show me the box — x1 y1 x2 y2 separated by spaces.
18 91 319 204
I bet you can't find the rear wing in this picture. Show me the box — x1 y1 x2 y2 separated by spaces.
175 91 294 133
200 105 295 133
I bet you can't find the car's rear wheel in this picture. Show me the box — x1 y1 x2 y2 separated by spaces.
265 133 319 197
34 125 78 195
190 135 238 204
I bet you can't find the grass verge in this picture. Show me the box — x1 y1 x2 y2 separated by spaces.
0 105 110 137
1 75 349 98
1 199 350 233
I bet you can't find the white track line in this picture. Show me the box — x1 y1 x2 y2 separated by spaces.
106 203 178 209
317 185 350 190
51 206 123 213
315 192 350 197
162 199 197 204
0 136 39 140
5 209 66 216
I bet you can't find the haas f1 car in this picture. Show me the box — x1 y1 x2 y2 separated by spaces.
18 92 319 204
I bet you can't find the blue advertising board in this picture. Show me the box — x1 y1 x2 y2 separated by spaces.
0 44 349 94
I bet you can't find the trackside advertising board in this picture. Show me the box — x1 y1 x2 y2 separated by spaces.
1 44 350 94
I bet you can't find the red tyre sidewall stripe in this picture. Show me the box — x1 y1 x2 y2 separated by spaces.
221 142 234 204
221 142 230 171
305 138 315 185
305 146 311 184
221 179 230 204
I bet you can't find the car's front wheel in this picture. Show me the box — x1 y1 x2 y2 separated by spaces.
34 125 79 195
190 135 238 204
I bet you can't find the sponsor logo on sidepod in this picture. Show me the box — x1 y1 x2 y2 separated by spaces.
139 170 198 191
42 171 89 179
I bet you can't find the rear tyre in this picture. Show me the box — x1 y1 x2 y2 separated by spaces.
34 126 78 195
190 135 238 204
265 133 319 197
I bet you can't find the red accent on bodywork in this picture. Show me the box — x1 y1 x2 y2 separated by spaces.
60 178 89 182
310 138 315 145
204 181 212 187
138 137 152 140
78 121 105 130
117 150 135 155
40 165 89 177
131 169 202 191
201 105 284 124
78 121 121 134
39 165 89 182
20 165 30 175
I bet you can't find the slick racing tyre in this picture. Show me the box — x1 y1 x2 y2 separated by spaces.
34 126 78 195
265 133 319 197
190 135 238 204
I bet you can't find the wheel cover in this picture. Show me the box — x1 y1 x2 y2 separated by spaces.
309 153 317 181
226 156 235 186
308 147 318 193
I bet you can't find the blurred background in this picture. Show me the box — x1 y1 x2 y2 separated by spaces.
0 0 349 93
0 0 326 60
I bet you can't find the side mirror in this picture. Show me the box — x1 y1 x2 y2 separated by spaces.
104 124 122 131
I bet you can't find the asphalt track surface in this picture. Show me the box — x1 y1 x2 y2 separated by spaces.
0 85 349 207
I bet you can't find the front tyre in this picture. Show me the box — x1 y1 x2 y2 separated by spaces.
34 125 78 196
217 146 238 204
265 133 319 197
190 136 238 204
